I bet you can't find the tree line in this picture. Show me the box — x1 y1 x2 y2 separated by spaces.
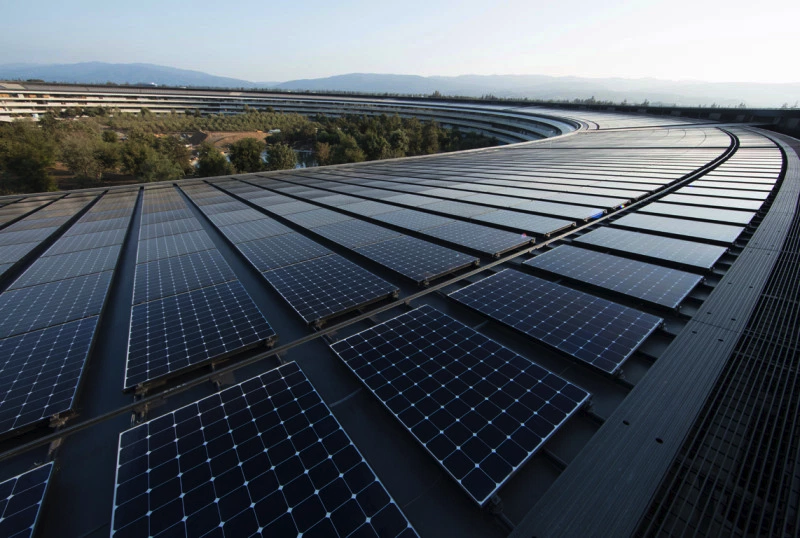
0 109 497 194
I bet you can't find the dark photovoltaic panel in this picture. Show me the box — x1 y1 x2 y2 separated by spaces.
0 317 98 435
8 245 121 290
613 213 745 244
659 193 763 211
0 463 53 538
42 228 127 256
64 217 131 236
133 250 237 304
139 218 203 240
125 282 275 389
284 208 353 229
525 245 702 308
112 362 417 538
262 255 398 324
218 220 293 244
312 219 402 248
423 221 532 256
208 209 266 227
0 272 112 338
0 228 59 247
355 236 478 284
339 200 399 217
330 305 590 506
236 233 331 272
137 231 215 264
575 227 727 269
449 269 662 374
474 211 574 236
373 210 454 230
639 202 755 225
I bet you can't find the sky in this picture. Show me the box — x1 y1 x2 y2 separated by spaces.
2 0 799 84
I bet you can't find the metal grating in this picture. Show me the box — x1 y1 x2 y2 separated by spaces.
637 195 800 538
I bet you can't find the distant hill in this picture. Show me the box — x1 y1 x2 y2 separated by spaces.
1 63 797 108
0 62 276 89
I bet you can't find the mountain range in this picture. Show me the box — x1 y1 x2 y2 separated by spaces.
1 62 798 108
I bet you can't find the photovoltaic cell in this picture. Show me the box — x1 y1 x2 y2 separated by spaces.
137 231 215 264
474 211 573 236
284 208 353 229
0 272 112 338
0 228 59 247
423 221 532 256
42 228 127 256
0 463 53 538
355 236 478 284
613 213 745 244
524 245 703 308
111 362 418 538
0 317 98 435
139 218 203 240
373 210 454 230
449 269 662 374
330 305 589 506
217 220 293 245
640 202 755 225
312 219 402 248
133 250 237 304
8 245 121 290
575 227 727 269
125 282 275 389
64 217 131 236
236 233 331 272
262 255 398 324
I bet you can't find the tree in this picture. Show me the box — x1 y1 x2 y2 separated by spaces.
138 151 184 183
156 135 193 175
0 121 57 192
314 142 331 166
60 133 104 186
361 132 390 160
228 137 265 173
102 130 118 143
330 134 365 164
196 143 233 177
265 143 297 171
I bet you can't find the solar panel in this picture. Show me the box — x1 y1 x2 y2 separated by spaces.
330 305 589 506
237 233 331 272
312 219 402 248
0 242 39 264
137 231 215 264
510 200 605 220
0 272 112 338
42 228 127 256
675 186 768 200
140 208 194 225
640 202 755 225
474 211 573 236
139 218 203 240
0 462 53 538
207 209 266 227
373 210 454 230
64 217 131 236
575 227 727 269
0 317 98 435
8 245 121 290
125 282 275 389
524 245 702 308
613 213 745 244
417 200 495 218
423 221 532 257
262 255 398 325
133 250 237 304
449 269 662 374
0 228 59 247
339 200 399 216
112 362 418 537
217 220 293 244
284 208 353 229
355 236 478 284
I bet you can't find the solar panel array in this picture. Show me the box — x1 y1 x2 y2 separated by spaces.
0 190 136 435
574 227 727 270
181 183 399 325
524 245 704 309
125 187 274 390
450 269 663 374
331 305 590 505
112 362 418 537
0 462 53 538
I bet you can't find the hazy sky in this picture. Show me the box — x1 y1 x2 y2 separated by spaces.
3 0 799 83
